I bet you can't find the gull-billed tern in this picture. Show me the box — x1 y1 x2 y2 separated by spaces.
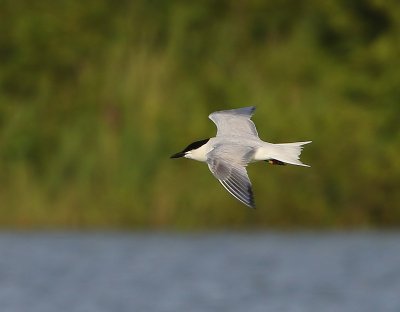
171 106 311 208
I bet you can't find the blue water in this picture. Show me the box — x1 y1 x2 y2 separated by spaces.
0 232 399 312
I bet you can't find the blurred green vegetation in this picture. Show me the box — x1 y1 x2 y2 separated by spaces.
0 0 399 229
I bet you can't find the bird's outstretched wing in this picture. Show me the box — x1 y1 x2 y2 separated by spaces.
207 145 255 208
209 106 259 138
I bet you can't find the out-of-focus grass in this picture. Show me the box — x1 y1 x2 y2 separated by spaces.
0 0 399 229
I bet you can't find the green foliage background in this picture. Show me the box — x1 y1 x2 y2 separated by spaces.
0 0 399 229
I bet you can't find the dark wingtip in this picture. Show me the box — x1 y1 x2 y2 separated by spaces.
247 186 256 208
244 199 256 209
248 203 256 209
245 106 256 116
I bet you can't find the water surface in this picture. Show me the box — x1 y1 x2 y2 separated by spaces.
0 232 399 312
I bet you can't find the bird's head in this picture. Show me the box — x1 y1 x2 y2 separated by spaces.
170 138 210 160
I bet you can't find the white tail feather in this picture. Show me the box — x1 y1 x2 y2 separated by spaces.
266 141 311 167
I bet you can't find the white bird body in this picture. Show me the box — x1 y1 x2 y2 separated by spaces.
171 106 311 208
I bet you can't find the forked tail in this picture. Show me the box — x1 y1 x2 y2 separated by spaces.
267 141 312 167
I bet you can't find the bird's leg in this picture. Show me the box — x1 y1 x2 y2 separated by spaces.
265 159 286 165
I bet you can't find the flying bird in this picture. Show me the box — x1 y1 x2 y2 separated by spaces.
170 107 311 208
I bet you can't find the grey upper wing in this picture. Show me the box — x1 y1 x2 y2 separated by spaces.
207 145 255 208
208 106 259 138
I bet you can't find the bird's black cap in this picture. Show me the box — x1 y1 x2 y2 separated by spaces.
170 138 210 158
